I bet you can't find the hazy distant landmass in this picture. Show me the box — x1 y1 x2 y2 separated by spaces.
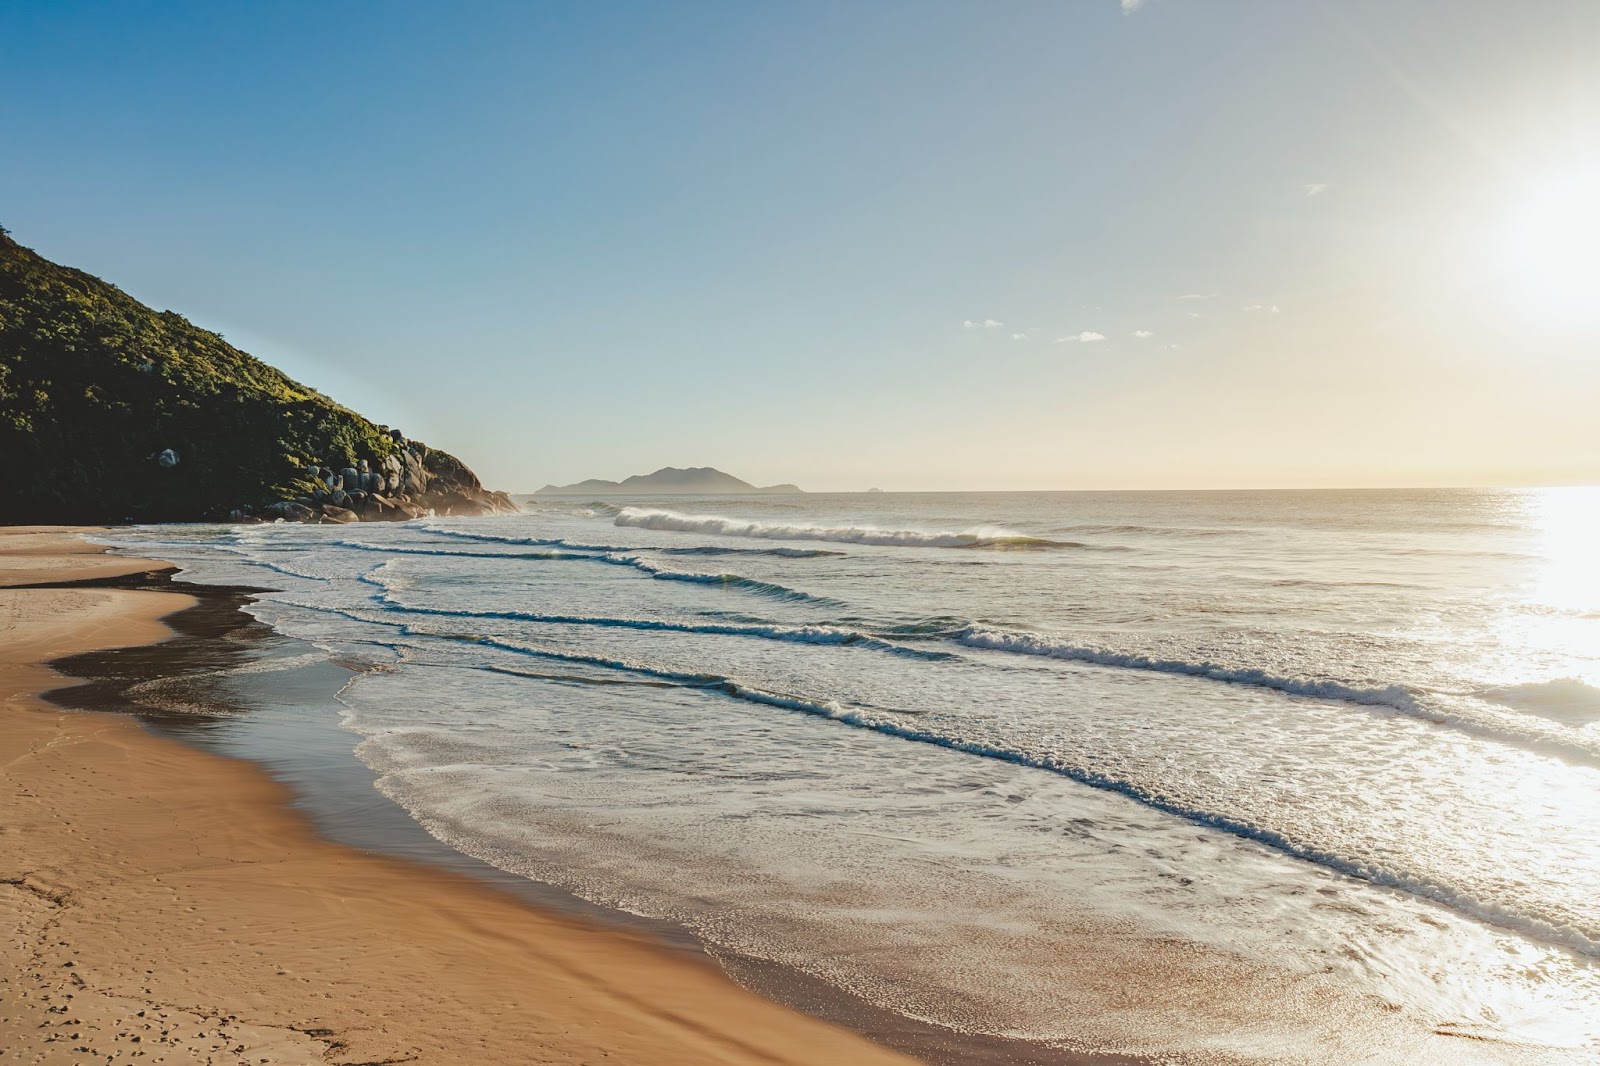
535 466 802 495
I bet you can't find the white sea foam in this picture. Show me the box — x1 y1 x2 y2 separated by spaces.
614 507 1075 549
89 491 1600 1061
364 582 942 659
598 553 844 605
954 626 1427 712
379 627 1600 962
955 626 1600 768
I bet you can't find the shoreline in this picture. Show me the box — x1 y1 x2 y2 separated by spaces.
0 528 929 1065
2 528 1135 1066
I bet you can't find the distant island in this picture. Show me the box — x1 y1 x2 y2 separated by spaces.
534 466 802 496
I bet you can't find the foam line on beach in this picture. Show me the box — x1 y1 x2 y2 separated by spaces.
358 577 945 660
336 539 597 561
953 626 1600 768
597 553 845 606
211 545 332 581
340 539 841 606
955 626 1427 711
398 625 1600 962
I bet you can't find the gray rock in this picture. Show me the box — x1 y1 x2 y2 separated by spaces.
320 504 360 524
267 501 317 522
154 448 179 468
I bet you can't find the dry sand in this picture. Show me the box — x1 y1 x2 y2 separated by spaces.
0 527 922 1066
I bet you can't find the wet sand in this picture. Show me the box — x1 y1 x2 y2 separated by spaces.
0 528 928 1065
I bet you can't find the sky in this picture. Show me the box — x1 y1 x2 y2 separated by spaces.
3 0 1598 492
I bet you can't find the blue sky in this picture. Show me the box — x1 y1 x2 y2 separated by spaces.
4 0 1597 490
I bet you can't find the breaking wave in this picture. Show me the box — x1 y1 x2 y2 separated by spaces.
385 624 1600 960
362 583 946 660
614 508 1081 549
1475 678 1600 725
419 525 839 558
954 627 1600 768
337 540 595 562
598 553 845 606
954 626 1427 713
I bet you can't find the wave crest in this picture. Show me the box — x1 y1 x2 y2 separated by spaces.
955 627 1425 712
614 508 1078 549
1475 678 1600 725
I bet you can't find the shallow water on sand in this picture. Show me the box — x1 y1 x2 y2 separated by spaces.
101 487 1600 1063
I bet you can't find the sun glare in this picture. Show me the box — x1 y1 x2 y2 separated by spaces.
1500 164 1600 327
1531 485 1600 616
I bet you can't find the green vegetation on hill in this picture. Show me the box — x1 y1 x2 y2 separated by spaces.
0 228 493 523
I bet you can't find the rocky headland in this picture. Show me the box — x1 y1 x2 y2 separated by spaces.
0 229 514 524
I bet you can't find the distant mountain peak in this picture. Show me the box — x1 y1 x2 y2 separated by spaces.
534 466 802 495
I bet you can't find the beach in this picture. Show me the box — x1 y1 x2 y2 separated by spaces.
84 493 1600 1065
0 527 923 1065
8 497 1598 1065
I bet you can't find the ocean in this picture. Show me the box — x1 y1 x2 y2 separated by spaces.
99 488 1600 1063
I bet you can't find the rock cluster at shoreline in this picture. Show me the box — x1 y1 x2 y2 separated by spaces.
250 438 517 524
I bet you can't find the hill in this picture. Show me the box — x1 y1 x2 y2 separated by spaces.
535 467 802 495
0 229 513 523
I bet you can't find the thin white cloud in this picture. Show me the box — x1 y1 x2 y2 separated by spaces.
963 318 1004 329
1163 343 1182 351
1131 329 1154 339
1056 331 1106 343
1302 183 1330 197
1010 332 1029 341
1242 303 1281 314
1177 293 1217 300
1121 0 1146 12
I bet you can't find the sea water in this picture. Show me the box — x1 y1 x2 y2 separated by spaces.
101 488 1600 1063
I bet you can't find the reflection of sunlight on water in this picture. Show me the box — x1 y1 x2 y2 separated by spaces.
1485 487 1600 690
1531 486 1600 615
1423 487 1600 1052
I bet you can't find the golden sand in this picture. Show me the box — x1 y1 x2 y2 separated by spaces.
0 528 920 1065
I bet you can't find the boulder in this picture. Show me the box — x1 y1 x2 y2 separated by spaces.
370 495 427 520
320 504 360 523
266 501 317 522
